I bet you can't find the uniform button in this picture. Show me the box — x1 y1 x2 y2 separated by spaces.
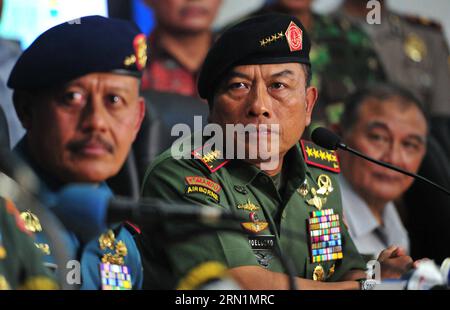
234 185 248 194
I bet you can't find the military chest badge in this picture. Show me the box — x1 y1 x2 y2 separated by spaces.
236 199 260 212
301 140 340 173
313 265 325 281
241 210 268 233
302 174 333 210
241 222 268 233
297 179 309 197
248 235 276 268
308 209 343 263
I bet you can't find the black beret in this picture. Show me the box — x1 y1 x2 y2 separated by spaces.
198 13 311 100
8 15 147 90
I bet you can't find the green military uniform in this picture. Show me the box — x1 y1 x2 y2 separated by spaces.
0 197 57 290
334 9 450 118
140 140 365 287
309 13 386 126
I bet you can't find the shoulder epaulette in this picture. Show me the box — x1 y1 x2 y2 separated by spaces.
403 14 442 31
301 140 340 173
191 145 229 173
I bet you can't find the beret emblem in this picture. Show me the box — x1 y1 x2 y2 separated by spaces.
285 21 303 52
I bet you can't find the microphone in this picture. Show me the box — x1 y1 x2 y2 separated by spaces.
311 127 450 197
52 184 242 243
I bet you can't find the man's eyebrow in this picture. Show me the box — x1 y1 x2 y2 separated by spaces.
366 121 426 144
222 69 296 83
270 69 295 78
405 134 427 145
366 121 389 131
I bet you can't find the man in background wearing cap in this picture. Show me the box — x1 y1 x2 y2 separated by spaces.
7 16 146 289
138 14 413 289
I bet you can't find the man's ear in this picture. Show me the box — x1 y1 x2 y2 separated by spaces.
135 96 146 131
13 91 33 130
304 86 318 127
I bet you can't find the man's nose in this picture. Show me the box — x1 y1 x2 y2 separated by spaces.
380 142 406 168
79 96 108 133
246 83 271 119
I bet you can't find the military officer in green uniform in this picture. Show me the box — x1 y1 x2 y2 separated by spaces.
0 197 57 290
139 14 413 289
335 0 450 158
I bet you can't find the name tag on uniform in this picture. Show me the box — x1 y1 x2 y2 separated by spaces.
308 209 343 263
248 235 275 269
100 263 132 290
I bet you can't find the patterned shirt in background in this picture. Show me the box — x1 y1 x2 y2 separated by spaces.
141 33 201 98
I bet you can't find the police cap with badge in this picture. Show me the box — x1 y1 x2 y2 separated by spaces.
8 15 147 91
198 13 311 102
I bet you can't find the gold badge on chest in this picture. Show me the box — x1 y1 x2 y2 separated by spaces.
298 174 333 210
99 230 128 266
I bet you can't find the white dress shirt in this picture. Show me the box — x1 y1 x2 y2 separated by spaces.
340 176 410 260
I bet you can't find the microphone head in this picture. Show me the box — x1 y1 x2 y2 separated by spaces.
53 184 113 243
311 127 341 150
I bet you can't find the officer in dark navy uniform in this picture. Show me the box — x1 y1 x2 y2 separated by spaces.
7 15 147 290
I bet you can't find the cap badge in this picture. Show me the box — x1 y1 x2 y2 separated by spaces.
285 21 303 52
124 33 148 70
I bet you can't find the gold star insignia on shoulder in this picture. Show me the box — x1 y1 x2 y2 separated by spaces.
20 211 42 233
192 145 229 173
301 140 340 173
